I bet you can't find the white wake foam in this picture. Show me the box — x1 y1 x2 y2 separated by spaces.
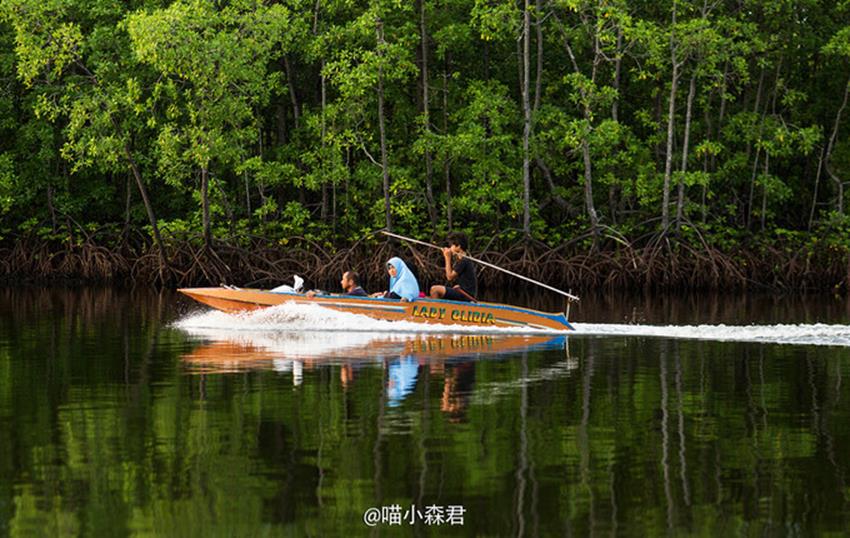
174 301 850 346
573 322 850 346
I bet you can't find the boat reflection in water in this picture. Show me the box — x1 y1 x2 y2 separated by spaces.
179 330 573 418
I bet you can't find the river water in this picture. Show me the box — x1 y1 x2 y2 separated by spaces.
1 287 849 536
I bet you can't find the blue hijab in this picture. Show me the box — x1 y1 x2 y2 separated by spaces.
387 257 420 301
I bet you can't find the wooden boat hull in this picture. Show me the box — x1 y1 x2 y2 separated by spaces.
178 287 574 331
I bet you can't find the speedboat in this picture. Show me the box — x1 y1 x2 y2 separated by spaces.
178 287 574 331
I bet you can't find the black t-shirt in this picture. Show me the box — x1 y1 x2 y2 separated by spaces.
452 257 477 297
346 286 368 297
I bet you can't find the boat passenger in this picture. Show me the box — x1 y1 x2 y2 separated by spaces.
306 270 368 298
429 232 477 302
371 257 420 301
341 271 368 296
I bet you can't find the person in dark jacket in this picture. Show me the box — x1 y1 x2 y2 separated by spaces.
306 270 368 298
341 271 368 296
429 232 477 302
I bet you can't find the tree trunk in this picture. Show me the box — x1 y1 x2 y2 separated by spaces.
243 169 251 216
50 125 61 233
445 160 452 232
609 183 618 225
757 66 784 230
809 146 826 229
522 0 532 236
702 136 709 223
761 152 769 231
611 27 623 122
443 66 452 231
661 1 681 232
48 185 58 234
217 176 235 235
345 146 351 210
537 158 568 210
201 166 212 251
744 66 765 164
552 9 599 233
676 76 696 231
124 170 132 237
662 70 679 232
661 34 680 232
534 0 544 114
276 102 287 145
747 85 772 229
321 60 331 225
711 62 729 172
420 0 437 229
702 94 711 223
744 67 766 227
746 146 761 229
582 138 600 231
770 61 782 115
283 55 300 129
376 19 392 231
826 76 850 215
123 144 167 267
332 180 337 237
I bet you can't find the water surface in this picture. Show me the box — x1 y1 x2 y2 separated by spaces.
1 287 849 536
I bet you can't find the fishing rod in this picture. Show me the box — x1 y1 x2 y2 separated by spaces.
379 230 580 303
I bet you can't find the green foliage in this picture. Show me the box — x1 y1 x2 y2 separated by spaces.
0 0 847 259
0 0 82 87
824 26 850 58
440 80 521 226
470 0 518 42
127 0 298 184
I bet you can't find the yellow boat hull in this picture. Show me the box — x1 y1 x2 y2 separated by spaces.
178 287 574 332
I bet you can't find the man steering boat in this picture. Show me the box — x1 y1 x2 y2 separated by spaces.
429 232 477 303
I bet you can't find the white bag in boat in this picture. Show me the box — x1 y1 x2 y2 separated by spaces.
271 275 304 293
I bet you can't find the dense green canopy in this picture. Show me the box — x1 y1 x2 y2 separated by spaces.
0 0 848 258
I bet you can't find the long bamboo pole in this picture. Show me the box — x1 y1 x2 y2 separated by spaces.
380 230 580 302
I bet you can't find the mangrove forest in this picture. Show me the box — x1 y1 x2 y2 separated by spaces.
0 0 849 290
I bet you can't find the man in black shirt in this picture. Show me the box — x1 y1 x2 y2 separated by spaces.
341 271 368 296
306 270 368 298
429 232 477 302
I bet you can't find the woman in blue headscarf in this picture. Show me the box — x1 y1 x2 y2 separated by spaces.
371 257 420 301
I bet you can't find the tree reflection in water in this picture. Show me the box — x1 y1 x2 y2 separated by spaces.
2 287 850 536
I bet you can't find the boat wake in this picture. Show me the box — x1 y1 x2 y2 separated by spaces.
174 301 850 346
573 322 850 347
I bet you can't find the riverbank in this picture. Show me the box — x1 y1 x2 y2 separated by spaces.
0 228 846 293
